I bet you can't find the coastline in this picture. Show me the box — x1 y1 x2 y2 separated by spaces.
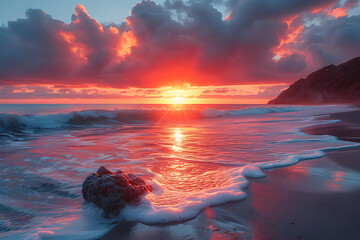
100 108 360 240
303 109 360 143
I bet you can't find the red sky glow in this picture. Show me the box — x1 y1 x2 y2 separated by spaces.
0 0 359 104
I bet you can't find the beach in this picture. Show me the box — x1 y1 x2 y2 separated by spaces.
1 0 360 239
1 104 359 240
100 108 360 240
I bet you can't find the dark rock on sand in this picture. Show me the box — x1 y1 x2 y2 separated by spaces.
268 57 360 104
82 166 152 215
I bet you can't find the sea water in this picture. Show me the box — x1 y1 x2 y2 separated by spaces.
0 104 359 239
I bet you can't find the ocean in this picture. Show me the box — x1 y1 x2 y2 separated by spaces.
0 104 359 239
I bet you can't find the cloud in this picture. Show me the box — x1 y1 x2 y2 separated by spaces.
0 85 165 99
256 85 288 98
196 84 288 99
0 0 359 89
212 87 229 93
0 83 288 102
300 15 360 66
276 53 307 73
0 9 74 80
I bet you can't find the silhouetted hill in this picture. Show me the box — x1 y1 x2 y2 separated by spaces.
268 57 360 104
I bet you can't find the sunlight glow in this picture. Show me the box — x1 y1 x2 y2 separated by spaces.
172 96 186 105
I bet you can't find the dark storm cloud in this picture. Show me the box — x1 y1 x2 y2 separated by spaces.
0 0 359 88
0 9 74 80
276 53 307 73
301 15 360 66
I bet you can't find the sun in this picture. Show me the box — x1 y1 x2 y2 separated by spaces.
172 96 185 104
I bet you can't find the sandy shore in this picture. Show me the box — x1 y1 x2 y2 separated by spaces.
303 109 360 143
100 109 360 240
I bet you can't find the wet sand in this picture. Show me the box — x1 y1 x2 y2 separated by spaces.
240 151 360 240
100 109 360 240
303 109 360 143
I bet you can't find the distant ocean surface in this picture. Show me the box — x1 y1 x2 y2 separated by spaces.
0 104 359 239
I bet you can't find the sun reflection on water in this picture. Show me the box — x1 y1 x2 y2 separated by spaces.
172 128 183 152
145 126 236 207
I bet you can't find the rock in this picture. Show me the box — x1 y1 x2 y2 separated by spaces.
81 166 152 215
96 166 113 176
268 57 360 104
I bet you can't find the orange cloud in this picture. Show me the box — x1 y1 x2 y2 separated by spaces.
328 7 347 18
0 0 359 101
117 30 137 57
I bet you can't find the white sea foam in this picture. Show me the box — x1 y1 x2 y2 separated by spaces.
116 142 360 225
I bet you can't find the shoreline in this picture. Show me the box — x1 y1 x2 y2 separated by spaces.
100 108 360 240
242 150 360 239
303 108 360 143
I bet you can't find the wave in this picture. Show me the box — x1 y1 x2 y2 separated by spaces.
200 106 310 118
0 106 312 133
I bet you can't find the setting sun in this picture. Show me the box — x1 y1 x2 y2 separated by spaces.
172 96 186 104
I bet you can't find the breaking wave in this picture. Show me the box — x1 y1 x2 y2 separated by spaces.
0 106 311 133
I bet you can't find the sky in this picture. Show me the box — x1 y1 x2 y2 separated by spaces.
0 0 359 104
0 1 154 26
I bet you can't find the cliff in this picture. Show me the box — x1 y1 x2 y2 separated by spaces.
268 57 360 104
